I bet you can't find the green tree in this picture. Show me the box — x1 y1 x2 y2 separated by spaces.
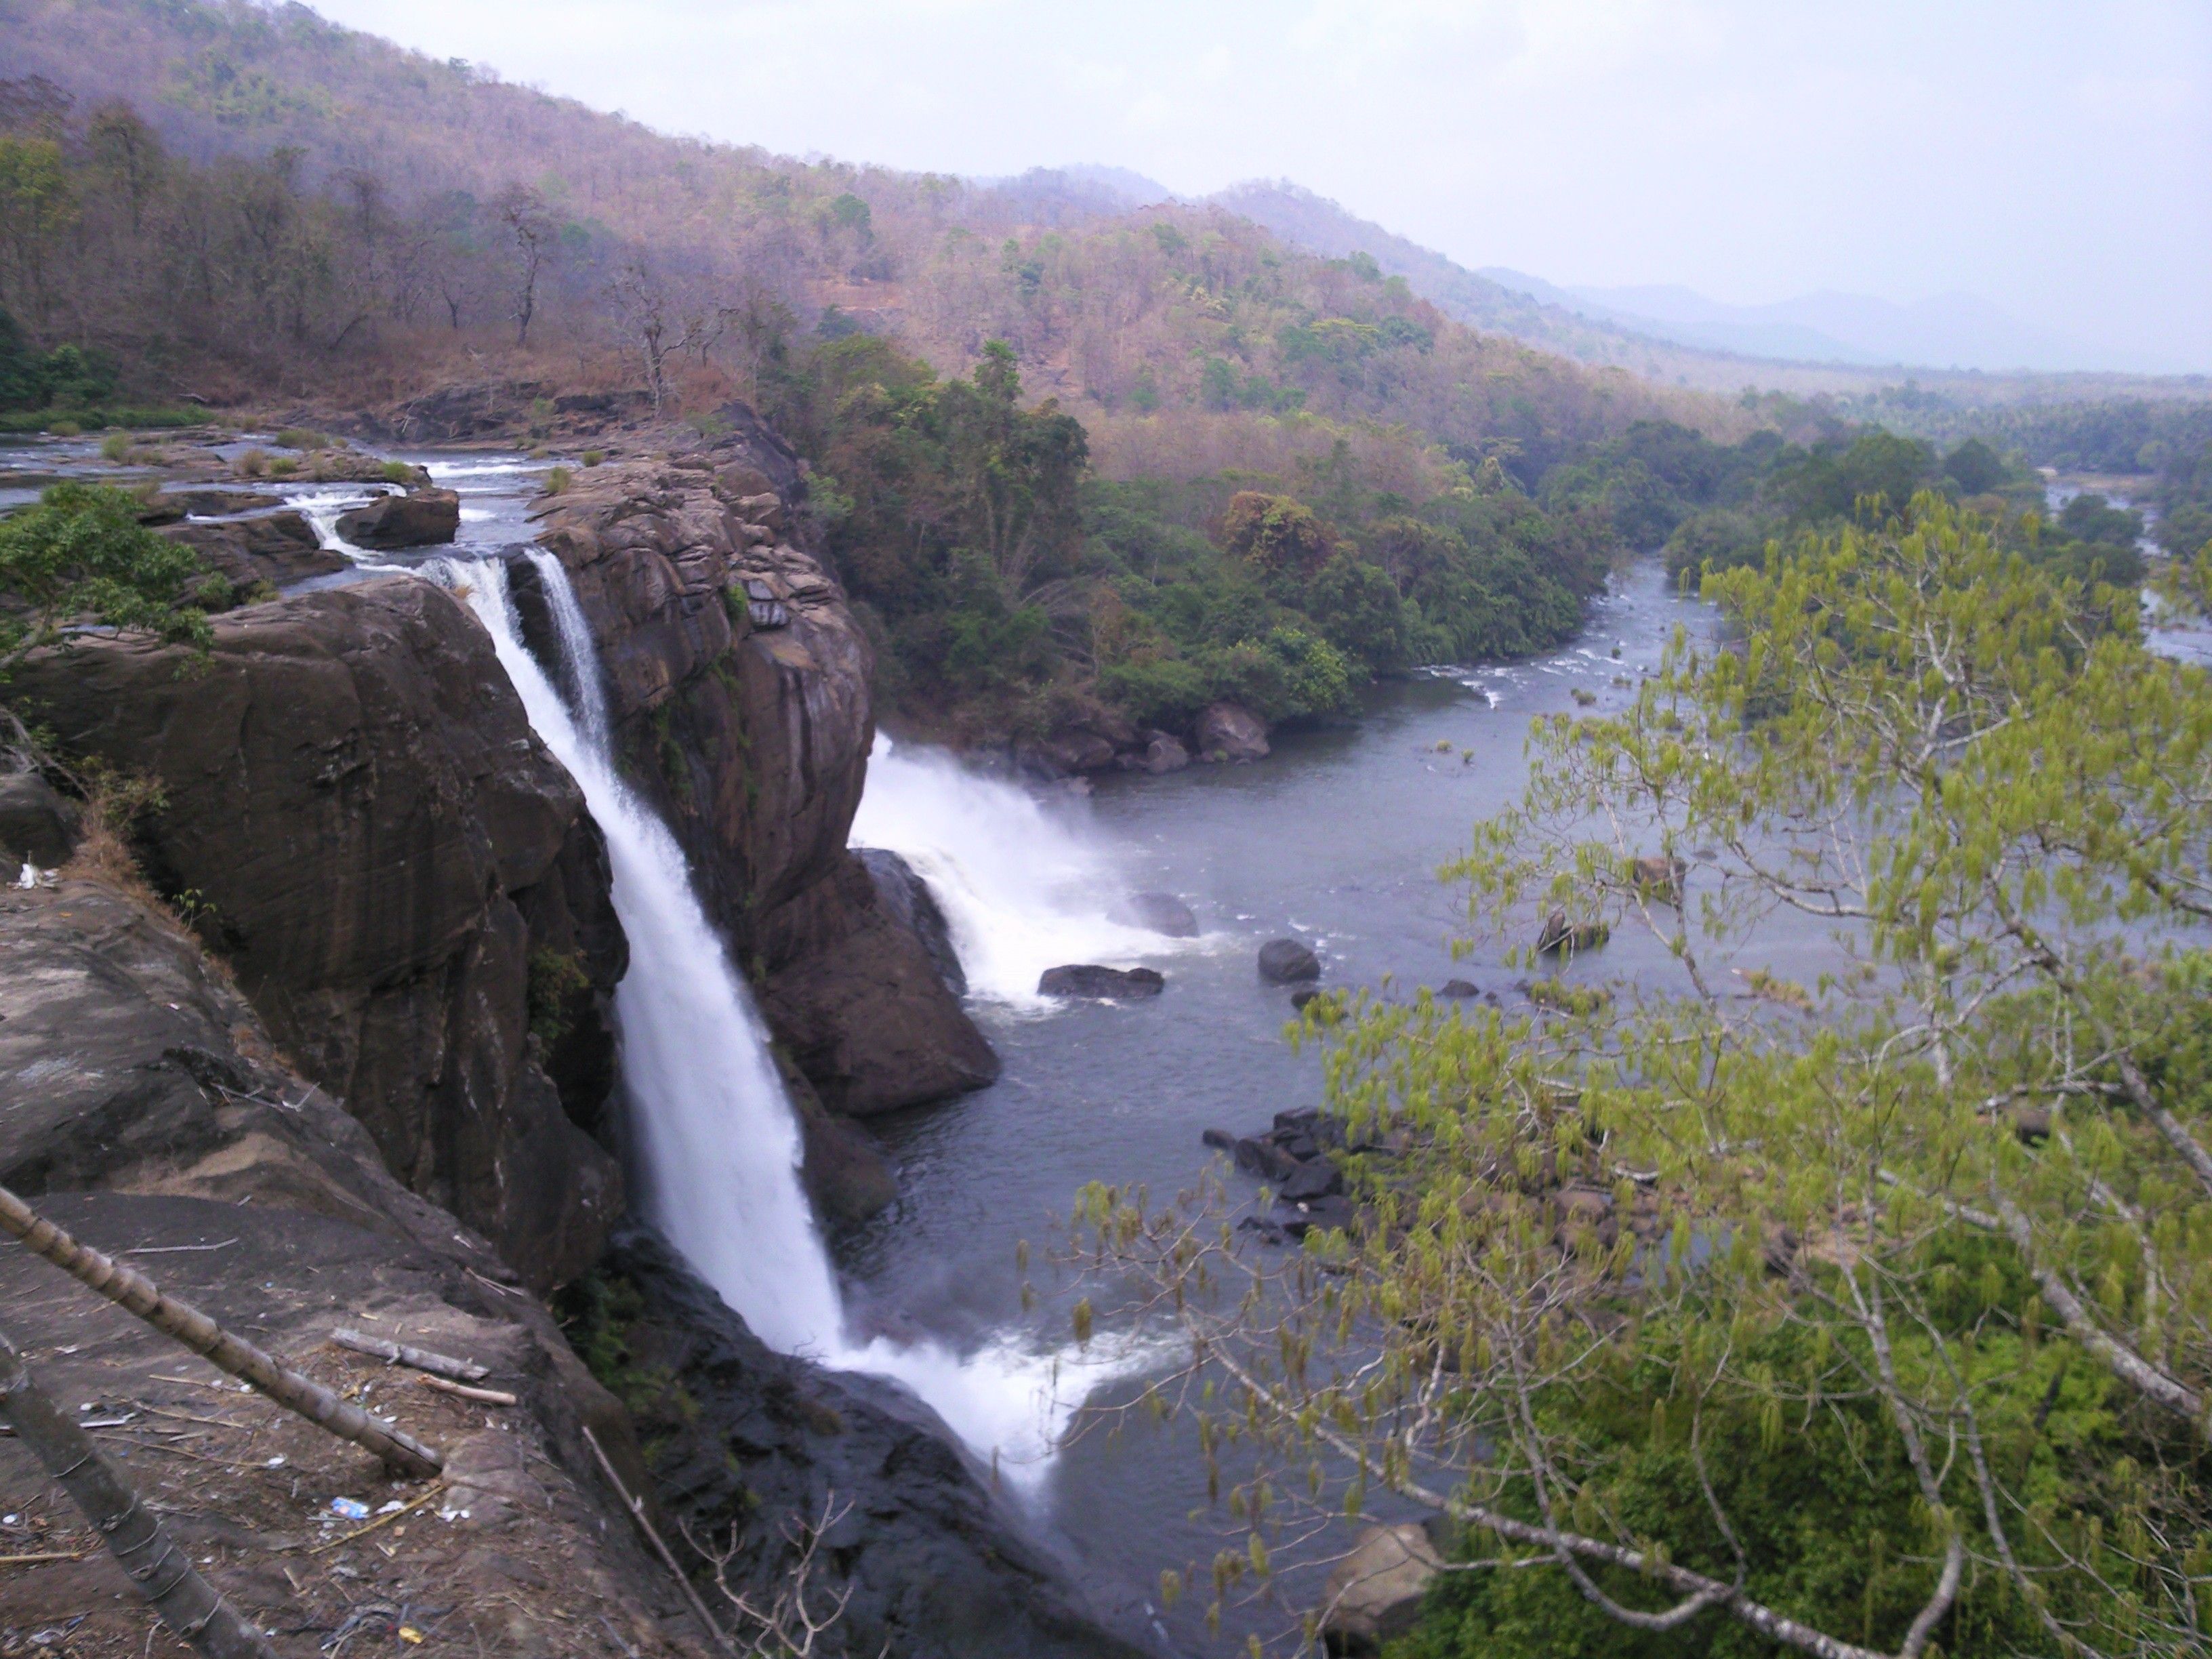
1 484 213 672
1071 496 2212 1658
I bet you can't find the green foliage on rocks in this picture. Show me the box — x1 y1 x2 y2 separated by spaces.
0 481 211 672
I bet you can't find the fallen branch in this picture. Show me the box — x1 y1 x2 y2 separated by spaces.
331 1328 490 1382
581 1422 735 1655
0 1183 442 1478
417 1374 517 1407
308 1481 447 1556
0 1326 279 1659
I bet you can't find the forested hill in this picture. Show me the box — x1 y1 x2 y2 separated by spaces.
0 0 1731 476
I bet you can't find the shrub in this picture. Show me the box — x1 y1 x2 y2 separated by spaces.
46 418 80 437
272 427 329 451
544 465 573 495
582 449 605 468
98 432 132 462
378 459 413 485
237 448 269 478
0 482 212 671
267 455 298 477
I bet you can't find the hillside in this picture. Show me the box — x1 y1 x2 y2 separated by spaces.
1215 180 2212 408
0 0 1730 475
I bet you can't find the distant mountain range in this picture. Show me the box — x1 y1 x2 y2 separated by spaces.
1015 171 2149 388
1480 270 2099 375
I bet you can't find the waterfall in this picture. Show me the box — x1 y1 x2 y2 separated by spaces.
442 555 1120 1482
849 738 1170 1007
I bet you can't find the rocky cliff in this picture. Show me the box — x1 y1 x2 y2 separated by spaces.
7 577 627 1291
0 872 701 1656
523 413 1000 1122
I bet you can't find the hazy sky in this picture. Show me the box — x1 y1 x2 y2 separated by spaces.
313 0 2211 372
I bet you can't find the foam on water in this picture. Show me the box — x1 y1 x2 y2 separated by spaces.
849 737 1178 1008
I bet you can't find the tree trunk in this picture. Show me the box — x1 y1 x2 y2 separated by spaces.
0 1184 443 1477
0 1327 281 1659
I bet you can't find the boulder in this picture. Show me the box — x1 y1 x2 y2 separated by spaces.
7 577 626 1290
859 846 966 995
1279 1159 1345 1201
0 771 79 868
1320 1521 1446 1654
1195 700 1269 762
1233 1136 1300 1181
1274 1192 1359 1238
160 510 346 588
1113 890 1199 937
1259 937 1322 983
756 855 1000 1117
1630 853 1688 905
1039 964 1166 999
1437 979 1481 998
1143 733 1190 773
1536 909 1609 956
1290 987 1322 1010
336 487 462 549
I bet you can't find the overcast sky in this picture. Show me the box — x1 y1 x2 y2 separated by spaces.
313 0 2211 373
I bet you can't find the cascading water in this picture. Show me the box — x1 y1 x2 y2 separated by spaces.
849 738 1183 1006
442 553 1124 1483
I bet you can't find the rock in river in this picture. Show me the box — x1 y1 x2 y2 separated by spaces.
337 486 462 549
1320 1521 1446 1654
1113 890 1199 937
1039 964 1165 999
1258 937 1322 983
1195 699 1269 762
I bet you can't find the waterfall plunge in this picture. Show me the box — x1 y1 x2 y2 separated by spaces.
445 554 1111 1483
850 739 1172 1008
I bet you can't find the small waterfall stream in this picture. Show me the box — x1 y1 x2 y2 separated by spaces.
441 554 1120 1481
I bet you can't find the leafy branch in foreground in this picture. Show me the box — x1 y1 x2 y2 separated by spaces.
1063 497 2212 1658
0 480 211 674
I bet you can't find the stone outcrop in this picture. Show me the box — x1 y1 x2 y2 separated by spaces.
859 846 966 995
1039 964 1166 999
0 874 703 1658
590 1229 1151 1659
337 486 462 549
1259 936 1322 983
525 418 997 1120
7 578 626 1290
159 508 347 589
1113 890 1199 937
1320 1521 1446 1654
0 769 79 867
1197 699 1271 762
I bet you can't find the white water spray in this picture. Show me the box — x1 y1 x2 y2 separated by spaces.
849 738 1176 1007
443 555 1122 1483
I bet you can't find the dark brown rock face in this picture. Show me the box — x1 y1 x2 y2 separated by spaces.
1196 699 1270 762
337 487 462 549
8 579 625 1290
159 509 347 588
527 423 997 1120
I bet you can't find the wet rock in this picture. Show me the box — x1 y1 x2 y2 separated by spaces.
1273 1193 1358 1238
337 487 461 550
169 487 283 516
1143 733 1189 773
1536 909 1608 956
1437 979 1481 998
1202 1127 1237 1150
859 846 966 996
599 1229 1151 1659
1113 890 1198 937
1234 1136 1300 1181
1279 1160 1345 1202
159 510 346 588
1017 731 1118 777
1039 964 1165 999
1629 854 1687 904
1320 1521 1445 1654
8 578 625 1290
1195 700 1269 762
1258 937 1322 983
0 771 79 868
1290 986 1322 1010
757 855 1000 1117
